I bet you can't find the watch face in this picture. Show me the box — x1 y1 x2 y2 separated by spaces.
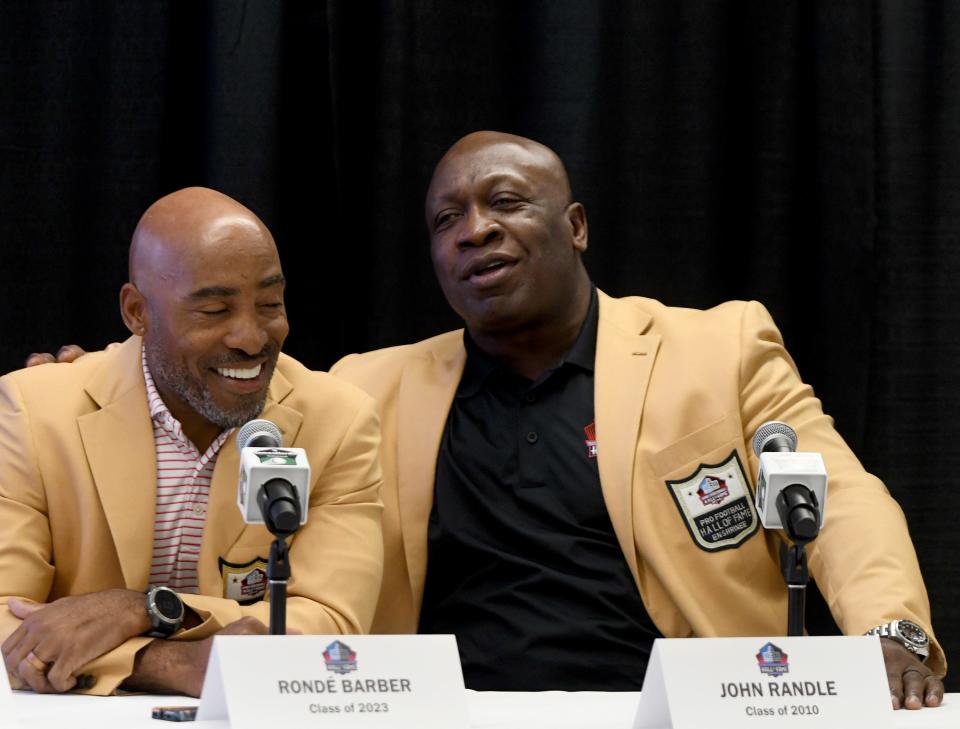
155 589 183 621
898 621 928 646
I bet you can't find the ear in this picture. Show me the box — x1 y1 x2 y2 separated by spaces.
566 202 588 253
119 283 148 337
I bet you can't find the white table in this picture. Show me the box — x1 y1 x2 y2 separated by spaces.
10 690 959 728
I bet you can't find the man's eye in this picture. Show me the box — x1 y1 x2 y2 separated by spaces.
434 211 459 229
491 196 521 208
199 308 228 315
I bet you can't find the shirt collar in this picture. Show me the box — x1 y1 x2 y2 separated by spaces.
564 285 599 372
457 285 598 398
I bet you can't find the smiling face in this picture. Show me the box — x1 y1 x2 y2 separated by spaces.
426 132 588 337
121 188 288 444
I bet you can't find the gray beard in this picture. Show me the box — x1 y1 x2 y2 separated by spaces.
145 340 268 430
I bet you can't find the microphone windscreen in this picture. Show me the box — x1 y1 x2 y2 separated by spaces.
752 421 798 456
236 419 283 451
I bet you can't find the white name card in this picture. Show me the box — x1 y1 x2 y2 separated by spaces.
633 636 893 729
1 667 22 729
197 634 469 729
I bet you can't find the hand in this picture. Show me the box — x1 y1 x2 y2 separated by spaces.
2 590 151 693
124 616 270 697
882 637 944 709
24 344 88 367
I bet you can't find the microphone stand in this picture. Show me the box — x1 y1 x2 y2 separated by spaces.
259 479 303 636
268 537 291 635
781 541 809 637
775 483 821 637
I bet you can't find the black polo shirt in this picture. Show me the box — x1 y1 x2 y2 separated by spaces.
418 288 661 691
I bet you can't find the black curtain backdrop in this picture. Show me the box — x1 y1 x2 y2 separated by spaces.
2 1 958 688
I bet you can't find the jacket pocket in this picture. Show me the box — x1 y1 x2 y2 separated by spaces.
648 414 742 478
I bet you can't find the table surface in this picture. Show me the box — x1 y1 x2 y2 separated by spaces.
9 690 959 728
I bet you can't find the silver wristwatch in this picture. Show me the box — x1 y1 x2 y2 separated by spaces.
145 585 185 638
866 619 930 662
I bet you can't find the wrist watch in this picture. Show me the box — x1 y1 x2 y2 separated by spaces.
145 585 185 638
866 619 930 662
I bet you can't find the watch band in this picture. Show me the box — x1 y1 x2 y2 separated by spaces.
866 619 930 662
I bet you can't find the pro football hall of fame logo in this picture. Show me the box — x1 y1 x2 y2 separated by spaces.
323 640 358 675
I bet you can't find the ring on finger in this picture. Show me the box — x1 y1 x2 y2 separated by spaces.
25 651 50 674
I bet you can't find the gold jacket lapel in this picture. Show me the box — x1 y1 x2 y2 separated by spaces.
198 367 301 590
594 291 660 585
396 336 465 612
78 338 156 591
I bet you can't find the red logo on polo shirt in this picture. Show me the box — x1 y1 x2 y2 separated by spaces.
584 422 597 458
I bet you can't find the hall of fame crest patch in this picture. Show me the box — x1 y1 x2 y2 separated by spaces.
219 556 269 604
664 449 759 552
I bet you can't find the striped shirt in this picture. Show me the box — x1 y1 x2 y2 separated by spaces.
143 349 233 593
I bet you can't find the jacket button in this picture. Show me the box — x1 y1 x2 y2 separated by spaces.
526 431 539 444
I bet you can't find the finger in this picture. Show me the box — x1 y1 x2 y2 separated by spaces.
7 670 25 690
55 344 86 363
901 668 927 710
24 353 56 367
7 597 44 619
31 639 72 692
16 654 55 693
45 657 79 693
25 651 49 673
887 669 904 710
924 675 944 707
2 627 33 680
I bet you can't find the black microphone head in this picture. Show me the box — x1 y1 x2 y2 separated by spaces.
752 421 798 455
258 477 301 538
237 419 283 452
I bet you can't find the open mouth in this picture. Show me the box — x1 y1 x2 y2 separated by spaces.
214 363 263 380
467 258 517 283
474 260 508 276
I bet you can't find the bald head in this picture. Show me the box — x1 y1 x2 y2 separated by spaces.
129 187 276 296
427 131 573 223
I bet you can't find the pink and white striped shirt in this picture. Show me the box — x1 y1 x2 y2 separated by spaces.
142 351 233 593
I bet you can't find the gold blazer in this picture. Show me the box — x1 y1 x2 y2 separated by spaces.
0 337 384 694
333 291 944 676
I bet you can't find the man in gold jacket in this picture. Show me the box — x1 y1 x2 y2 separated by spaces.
1 188 383 696
332 131 945 707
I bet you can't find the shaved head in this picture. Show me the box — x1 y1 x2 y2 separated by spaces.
426 131 573 223
129 187 276 296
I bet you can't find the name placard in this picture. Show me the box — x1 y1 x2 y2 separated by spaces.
1 667 22 729
633 636 893 729
197 634 468 729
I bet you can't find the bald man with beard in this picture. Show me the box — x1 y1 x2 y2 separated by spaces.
0 188 384 696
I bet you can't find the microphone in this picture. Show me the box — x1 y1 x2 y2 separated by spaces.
752 421 827 544
236 419 311 538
